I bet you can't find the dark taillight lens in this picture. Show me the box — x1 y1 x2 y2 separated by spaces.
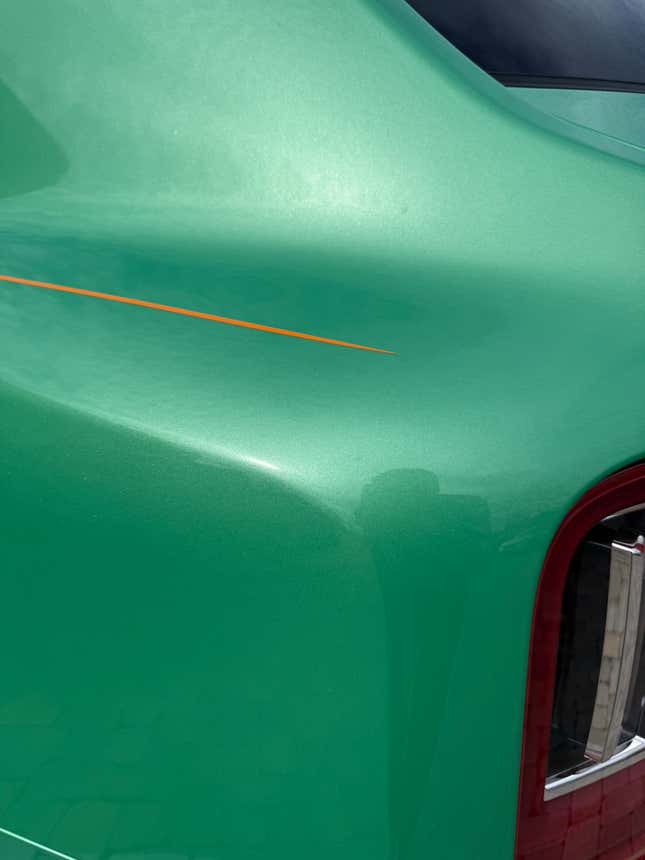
516 465 645 860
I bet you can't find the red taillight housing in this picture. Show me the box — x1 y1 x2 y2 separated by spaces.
516 464 645 860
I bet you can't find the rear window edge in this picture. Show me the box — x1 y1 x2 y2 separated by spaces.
494 74 645 95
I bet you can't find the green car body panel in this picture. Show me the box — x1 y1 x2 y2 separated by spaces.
0 2 644 858
516 88 645 154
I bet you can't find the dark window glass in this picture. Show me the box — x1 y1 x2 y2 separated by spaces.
405 0 645 92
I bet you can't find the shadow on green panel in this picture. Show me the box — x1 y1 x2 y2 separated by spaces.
357 470 492 859
0 79 68 199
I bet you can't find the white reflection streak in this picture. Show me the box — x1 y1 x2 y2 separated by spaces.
0 826 78 860
242 454 280 471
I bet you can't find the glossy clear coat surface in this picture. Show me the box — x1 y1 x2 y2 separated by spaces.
0 2 644 859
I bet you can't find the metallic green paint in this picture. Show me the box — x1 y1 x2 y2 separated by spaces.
515 88 645 153
0 2 644 858
0 273 396 354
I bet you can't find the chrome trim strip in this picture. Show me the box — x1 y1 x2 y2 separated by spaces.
603 503 645 522
545 734 645 800
585 535 645 762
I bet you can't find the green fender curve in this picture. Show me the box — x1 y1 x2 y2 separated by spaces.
0 1 644 858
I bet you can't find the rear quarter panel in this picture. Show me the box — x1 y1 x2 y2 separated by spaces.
0 1 644 858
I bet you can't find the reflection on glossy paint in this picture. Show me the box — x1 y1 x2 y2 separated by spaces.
0 826 77 860
1 0 644 857
0 385 388 859
241 455 280 472
357 469 492 858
